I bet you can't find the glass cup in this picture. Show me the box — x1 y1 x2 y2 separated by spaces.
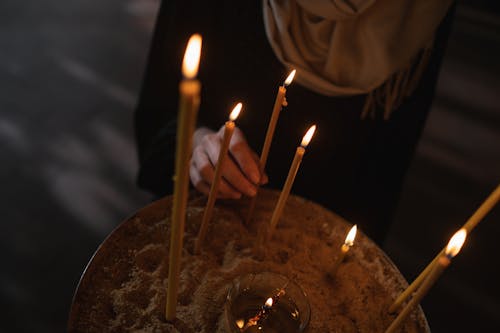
224 272 310 333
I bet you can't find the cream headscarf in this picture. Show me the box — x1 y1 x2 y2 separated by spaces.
263 0 453 118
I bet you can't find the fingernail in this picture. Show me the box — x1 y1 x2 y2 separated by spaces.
233 193 242 200
244 167 260 184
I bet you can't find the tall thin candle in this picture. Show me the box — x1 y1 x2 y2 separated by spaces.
266 125 316 241
194 103 242 254
246 70 296 224
385 229 467 333
389 183 500 313
166 34 202 321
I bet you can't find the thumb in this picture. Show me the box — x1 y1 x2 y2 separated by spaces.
227 127 261 185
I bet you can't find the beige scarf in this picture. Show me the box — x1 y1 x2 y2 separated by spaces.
263 0 453 119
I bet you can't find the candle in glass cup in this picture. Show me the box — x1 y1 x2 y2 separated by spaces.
225 272 310 333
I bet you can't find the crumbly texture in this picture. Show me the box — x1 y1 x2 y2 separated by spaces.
68 190 427 333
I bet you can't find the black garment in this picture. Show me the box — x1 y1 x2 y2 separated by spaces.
134 1 454 244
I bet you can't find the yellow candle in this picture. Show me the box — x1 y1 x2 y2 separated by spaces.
266 125 316 240
463 183 500 233
385 229 467 333
259 70 296 169
389 183 500 313
246 70 296 224
166 34 202 321
329 225 357 277
194 103 242 254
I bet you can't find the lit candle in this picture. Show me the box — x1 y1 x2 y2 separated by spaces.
194 103 242 254
225 272 308 332
246 70 296 224
329 225 357 277
240 297 274 331
389 183 499 313
385 229 467 333
239 290 286 331
166 34 202 321
266 125 316 241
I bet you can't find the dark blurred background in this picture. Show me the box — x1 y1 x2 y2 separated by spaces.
0 0 498 332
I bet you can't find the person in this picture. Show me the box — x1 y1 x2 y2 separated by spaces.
134 0 455 244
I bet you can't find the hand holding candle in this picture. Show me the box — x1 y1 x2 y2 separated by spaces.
246 69 296 224
195 103 242 254
329 225 357 277
166 34 202 321
266 125 316 241
190 126 262 199
385 229 467 333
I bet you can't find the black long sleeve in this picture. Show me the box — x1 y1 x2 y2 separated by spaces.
134 1 455 244
134 0 216 196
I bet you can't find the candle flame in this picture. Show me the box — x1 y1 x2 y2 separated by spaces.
445 228 467 258
229 103 242 121
236 319 244 329
284 69 296 86
265 297 273 307
345 225 357 247
182 34 202 79
300 125 316 147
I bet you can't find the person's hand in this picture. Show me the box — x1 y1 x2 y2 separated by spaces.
190 126 268 199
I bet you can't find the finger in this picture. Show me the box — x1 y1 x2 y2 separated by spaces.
205 136 257 197
222 156 257 197
217 177 242 199
250 150 269 185
261 173 269 185
193 141 217 185
227 127 261 185
189 162 211 195
217 186 242 200
193 145 242 199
